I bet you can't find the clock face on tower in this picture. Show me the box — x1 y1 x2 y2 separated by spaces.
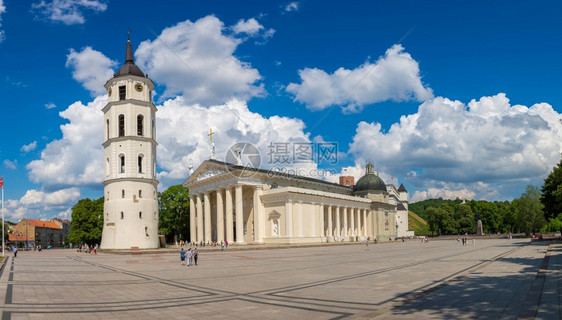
135 83 143 92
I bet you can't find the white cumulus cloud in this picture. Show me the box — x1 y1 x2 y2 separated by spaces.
21 141 38 152
286 44 434 113
0 0 6 42
135 15 265 104
4 159 16 170
232 18 264 35
5 187 81 221
284 2 300 12
32 0 107 25
66 46 117 96
155 97 314 188
349 93 562 201
27 96 105 191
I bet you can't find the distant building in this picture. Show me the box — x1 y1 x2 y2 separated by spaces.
12 219 64 247
339 176 355 187
50 218 71 245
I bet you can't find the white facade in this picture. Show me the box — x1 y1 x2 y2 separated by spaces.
100 40 159 249
183 160 410 244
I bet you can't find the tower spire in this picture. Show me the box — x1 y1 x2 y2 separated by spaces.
125 29 134 64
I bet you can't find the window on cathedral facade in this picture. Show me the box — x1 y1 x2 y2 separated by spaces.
118 115 125 137
139 212 142 219
119 86 126 100
139 190 142 198
138 155 143 173
122 190 125 198
137 115 143 136
120 156 125 173
121 212 124 219
106 119 109 139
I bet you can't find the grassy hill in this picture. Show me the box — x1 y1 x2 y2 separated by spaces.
408 210 431 236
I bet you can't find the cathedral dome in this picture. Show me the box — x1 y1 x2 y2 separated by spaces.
114 37 145 78
355 162 386 193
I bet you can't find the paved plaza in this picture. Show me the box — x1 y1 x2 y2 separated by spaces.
0 239 560 319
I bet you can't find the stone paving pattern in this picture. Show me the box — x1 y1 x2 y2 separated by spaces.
0 239 559 319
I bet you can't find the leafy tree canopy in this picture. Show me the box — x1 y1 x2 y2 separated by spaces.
69 197 104 245
158 185 190 243
541 159 562 220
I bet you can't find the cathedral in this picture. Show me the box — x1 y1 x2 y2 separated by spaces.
183 160 411 244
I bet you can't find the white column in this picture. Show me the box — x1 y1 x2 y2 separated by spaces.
225 187 234 243
362 209 367 236
235 185 244 244
343 208 349 238
216 189 224 243
327 206 333 240
196 194 203 243
204 192 211 243
311 203 317 237
285 201 293 238
319 204 325 238
355 208 360 237
253 186 263 243
189 196 196 243
350 208 355 240
297 201 304 237
335 206 341 237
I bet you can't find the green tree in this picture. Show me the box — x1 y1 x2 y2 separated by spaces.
541 159 562 220
426 205 456 235
467 200 502 234
455 204 475 234
517 185 546 236
541 214 562 233
158 185 190 243
69 197 104 245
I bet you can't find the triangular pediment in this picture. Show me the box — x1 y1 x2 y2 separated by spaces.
183 160 234 186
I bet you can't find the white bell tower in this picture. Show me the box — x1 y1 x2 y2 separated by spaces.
100 34 159 249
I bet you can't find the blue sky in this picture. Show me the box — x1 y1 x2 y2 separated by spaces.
1 0 561 221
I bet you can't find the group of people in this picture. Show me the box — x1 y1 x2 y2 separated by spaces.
179 248 199 266
77 243 98 254
457 237 476 246
177 240 229 249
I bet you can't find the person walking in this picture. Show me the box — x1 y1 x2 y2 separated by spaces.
13 246 17 258
193 248 199 265
186 248 192 266
180 248 186 265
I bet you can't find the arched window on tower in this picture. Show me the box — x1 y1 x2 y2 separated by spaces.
138 155 143 173
120 155 125 173
106 119 110 139
118 115 125 137
137 115 144 136
152 119 155 138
